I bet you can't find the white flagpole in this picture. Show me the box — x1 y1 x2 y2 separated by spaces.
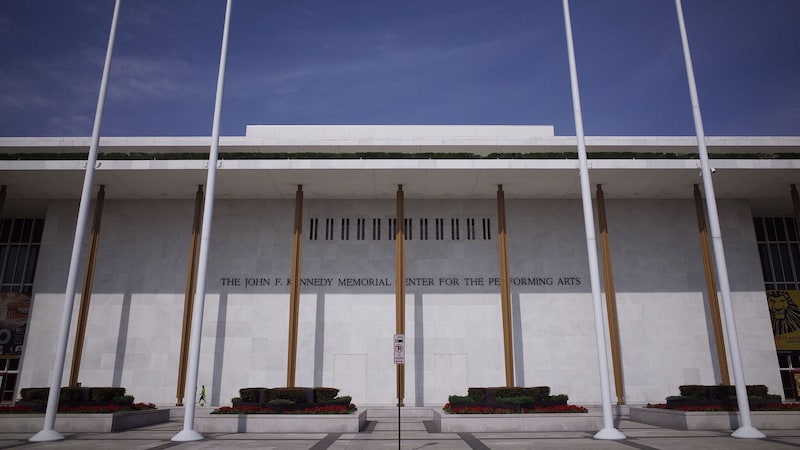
673 0 764 439
562 0 625 440
29 0 122 442
171 0 233 441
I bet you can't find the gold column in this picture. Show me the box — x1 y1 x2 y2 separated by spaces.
395 185 406 406
496 185 514 387
792 185 800 238
176 185 204 405
596 185 625 404
694 184 730 385
69 185 105 387
287 185 303 388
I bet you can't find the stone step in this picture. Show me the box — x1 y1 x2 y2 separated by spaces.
373 421 427 432
365 407 436 420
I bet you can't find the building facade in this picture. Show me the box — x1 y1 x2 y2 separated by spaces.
1 125 799 406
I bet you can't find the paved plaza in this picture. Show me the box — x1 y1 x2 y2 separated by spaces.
2 413 800 449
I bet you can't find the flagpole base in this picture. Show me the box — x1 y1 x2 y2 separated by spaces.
171 429 204 441
594 427 626 440
29 429 65 442
731 426 766 439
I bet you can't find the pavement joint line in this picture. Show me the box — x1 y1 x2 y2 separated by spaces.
144 441 183 450
0 440 34 449
763 438 800 448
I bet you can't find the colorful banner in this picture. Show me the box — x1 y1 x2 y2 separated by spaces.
0 293 30 355
767 290 800 351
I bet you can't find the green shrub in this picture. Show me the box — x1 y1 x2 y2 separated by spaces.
110 395 135 405
549 394 569 403
523 386 550 401
269 398 295 406
765 394 782 401
320 396 352 406
467 388 486 402
448 395 475 405
496 387 526 399
666 395 691 401
59 387 83 403
273 388 308 403
239 388 263 403
314 387 340 403
496 396 534 405
20 388 49 403
747 385 769 398
91 387 126 402
679 385 707 399
710 385 737 399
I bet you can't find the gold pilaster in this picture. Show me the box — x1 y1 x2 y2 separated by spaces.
69 185 105 387
792 185 800 239
694 184 730 385
497 185 514 387
596 184 625 404
287 185 304 388
395 185 406 406
176 185 204 406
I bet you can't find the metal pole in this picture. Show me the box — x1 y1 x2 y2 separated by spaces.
395 185 406 407
171 0 233 441
29 0 121 442
562 0 624 440
674 0 764 438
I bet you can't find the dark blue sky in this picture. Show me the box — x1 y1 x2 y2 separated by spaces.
1 0 798 137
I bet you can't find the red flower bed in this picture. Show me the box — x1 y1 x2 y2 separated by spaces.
645 402 800 412
443 403 514 414
58 402 156 414
0 404 39 414
0 403 156 414
521 404 588 413
443 402 588 414
211 403 357 415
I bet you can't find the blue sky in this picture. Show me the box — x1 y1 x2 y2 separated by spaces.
0 0 798 137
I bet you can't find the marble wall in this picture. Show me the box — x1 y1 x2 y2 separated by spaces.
18 198 782 406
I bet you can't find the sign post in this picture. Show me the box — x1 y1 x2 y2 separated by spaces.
394 334 404 449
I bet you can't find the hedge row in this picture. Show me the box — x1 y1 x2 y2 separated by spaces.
678 385 769 400
19 387 127 404
236 387 342 406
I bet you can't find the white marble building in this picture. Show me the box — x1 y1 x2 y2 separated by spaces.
1 125 799 407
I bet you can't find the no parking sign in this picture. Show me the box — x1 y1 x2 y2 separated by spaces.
393 334 405 364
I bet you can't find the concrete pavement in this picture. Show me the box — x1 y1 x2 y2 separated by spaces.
2 412 800 449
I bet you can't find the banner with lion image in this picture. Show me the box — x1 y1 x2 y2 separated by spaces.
767 290 800 351
0 293 30 355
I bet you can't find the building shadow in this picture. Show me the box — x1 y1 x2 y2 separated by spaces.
112 293 132 387
211 293 228 406
314 292 325 387
512 292 525 386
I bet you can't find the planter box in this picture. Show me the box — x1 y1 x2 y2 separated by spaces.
433 409 604 432
0 408 170 433
630 407 800 430
195 410 367 433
